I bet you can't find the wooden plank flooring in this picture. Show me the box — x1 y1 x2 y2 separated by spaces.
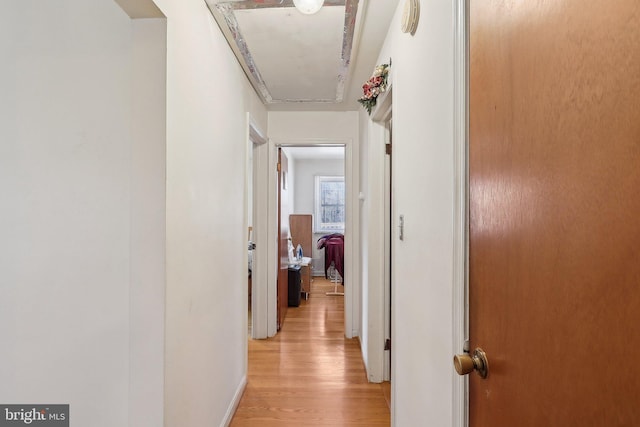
232 278 391 426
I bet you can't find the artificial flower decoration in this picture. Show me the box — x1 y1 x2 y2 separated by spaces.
357 61 390 115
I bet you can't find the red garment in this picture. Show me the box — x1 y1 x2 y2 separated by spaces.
317 234 344 282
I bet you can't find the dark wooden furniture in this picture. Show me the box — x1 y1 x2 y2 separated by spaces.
289 214 313 297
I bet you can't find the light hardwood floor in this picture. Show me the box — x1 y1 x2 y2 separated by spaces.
233 278 391 426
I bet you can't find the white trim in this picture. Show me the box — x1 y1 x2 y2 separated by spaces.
221 375 247 427
267 138 358 339
267 139 279 337
364 121 386 382
113 0 164 19
382 120 392 382
249 116 267 145
247 115 269 340
452 0 469 426
372 85 392 121
344 140 360 338
362 86 393 384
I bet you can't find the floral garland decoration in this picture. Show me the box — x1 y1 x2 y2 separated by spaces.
357 60 391 115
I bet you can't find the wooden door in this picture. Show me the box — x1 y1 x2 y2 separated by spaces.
469 1 640 425
277 148 290 330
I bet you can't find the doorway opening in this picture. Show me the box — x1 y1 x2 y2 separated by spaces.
277 145 346 331
252 138 358 339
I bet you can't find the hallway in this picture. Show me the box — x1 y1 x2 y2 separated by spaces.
232 278 390 426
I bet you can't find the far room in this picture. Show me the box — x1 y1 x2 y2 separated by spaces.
280 146 346 315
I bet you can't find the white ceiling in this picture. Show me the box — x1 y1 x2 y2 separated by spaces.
235 7 346 101
205 0 400 111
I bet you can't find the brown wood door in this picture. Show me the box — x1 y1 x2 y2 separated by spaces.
277 148 290 330
469 1 640 425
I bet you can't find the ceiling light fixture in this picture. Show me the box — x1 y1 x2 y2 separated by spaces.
292 0 324 15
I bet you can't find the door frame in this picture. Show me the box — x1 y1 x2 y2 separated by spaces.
266 138 357 338
370 87 393 386
452 0 469 426
383 118 392 382
246 114 269 339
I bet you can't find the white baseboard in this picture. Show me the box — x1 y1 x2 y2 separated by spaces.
221 375 247 427
357 335 374 383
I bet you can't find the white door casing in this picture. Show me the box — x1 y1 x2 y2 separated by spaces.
453 0 469 425
247 114 269 339
369 86 392 385
265 138 358 339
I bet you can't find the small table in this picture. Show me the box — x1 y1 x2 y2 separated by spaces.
289 257 312 299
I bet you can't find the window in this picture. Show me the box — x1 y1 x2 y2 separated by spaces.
314 176 345 233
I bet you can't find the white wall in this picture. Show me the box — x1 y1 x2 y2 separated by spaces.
282 149 296 229
368 0 457 425
151 0 268 425
129 16 167 427
292 158 345 216
291 157 345 274
1 1 268 426
0 2 166 426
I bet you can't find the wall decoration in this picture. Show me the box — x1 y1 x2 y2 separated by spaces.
357 61 390 115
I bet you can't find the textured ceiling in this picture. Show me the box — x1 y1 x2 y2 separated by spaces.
205 0 400 111
235 7 346 101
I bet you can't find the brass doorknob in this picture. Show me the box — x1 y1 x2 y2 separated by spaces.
453 347 488 379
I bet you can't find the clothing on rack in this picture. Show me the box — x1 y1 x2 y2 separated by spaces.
317 233 344 282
